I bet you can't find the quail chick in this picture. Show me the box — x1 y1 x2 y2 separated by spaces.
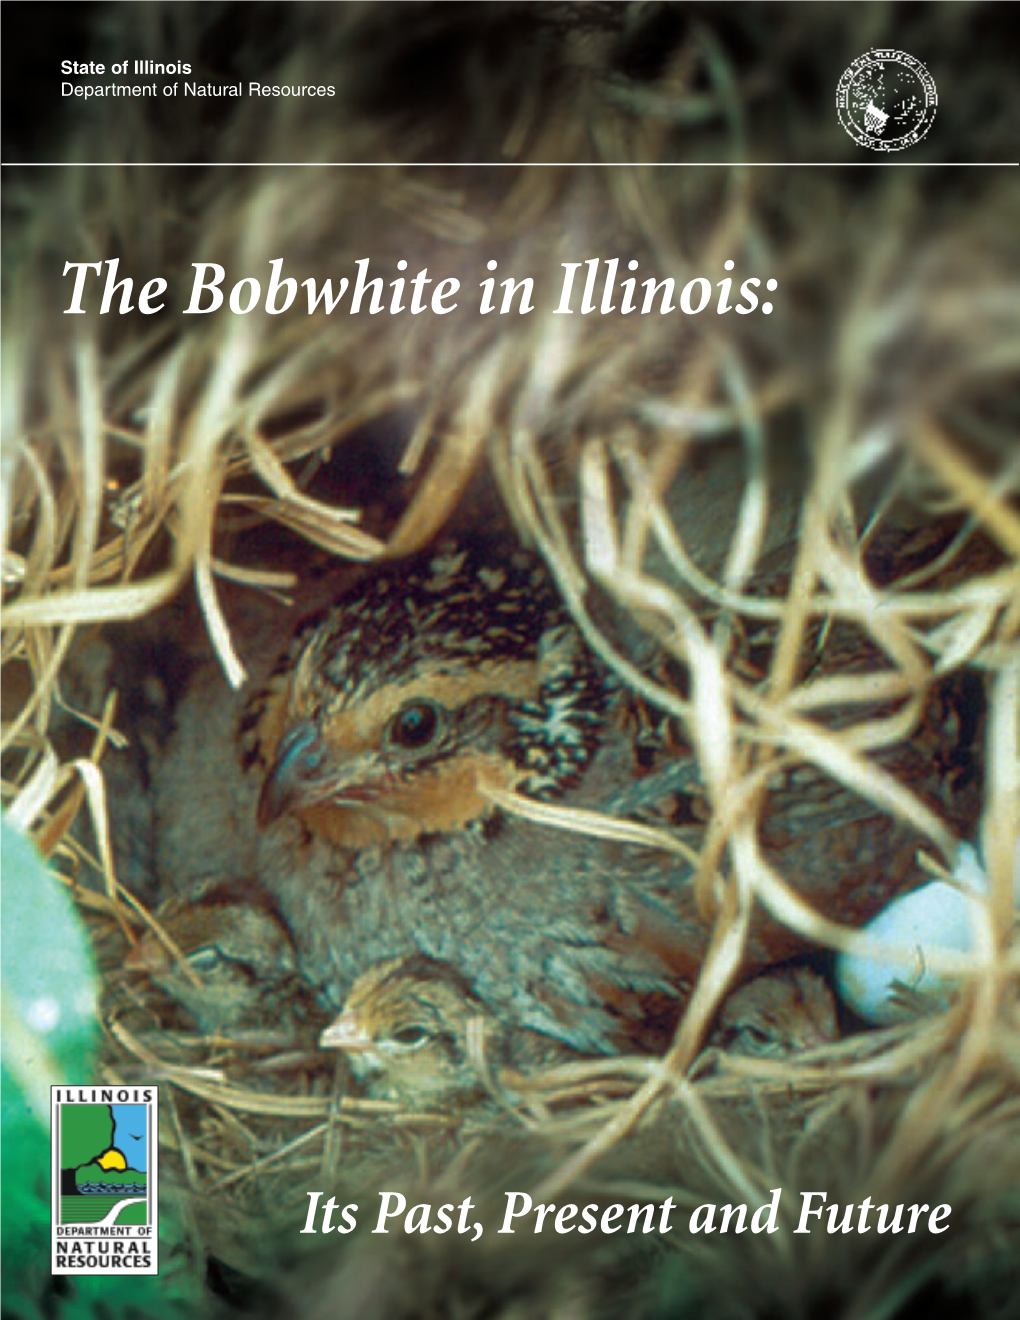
319 954 572 1106
710 966 838 1057
124 879 315 1037
246 540 979 1056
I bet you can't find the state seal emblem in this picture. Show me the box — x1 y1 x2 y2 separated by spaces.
51 1086 159 1275
837 49 937 152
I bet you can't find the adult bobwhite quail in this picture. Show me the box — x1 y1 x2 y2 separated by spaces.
242 539 980 1056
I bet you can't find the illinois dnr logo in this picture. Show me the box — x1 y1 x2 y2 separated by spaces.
837 49 937 151
51 1086 158 1275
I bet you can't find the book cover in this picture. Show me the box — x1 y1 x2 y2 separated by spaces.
3 5 1017 1318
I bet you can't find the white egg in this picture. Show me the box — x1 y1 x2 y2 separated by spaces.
835 844 1018 1025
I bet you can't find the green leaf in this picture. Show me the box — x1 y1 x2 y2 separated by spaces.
1 814 99 1317
1 814 99 1124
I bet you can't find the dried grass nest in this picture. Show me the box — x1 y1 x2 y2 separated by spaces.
3 8 1020 1317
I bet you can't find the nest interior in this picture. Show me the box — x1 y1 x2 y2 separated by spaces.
3 6 1020 1318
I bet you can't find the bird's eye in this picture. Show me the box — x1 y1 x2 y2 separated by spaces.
736 1024 772 1052
388 1024 431 1048
187 947 225 974
388 700 442 751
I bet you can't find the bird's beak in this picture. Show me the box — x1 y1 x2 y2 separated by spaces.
320 1010 374 1054
257 721 390 827
257 721 333 826
123 936 170 974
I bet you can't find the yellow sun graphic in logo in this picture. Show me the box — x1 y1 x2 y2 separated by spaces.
96 1148 127 1171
